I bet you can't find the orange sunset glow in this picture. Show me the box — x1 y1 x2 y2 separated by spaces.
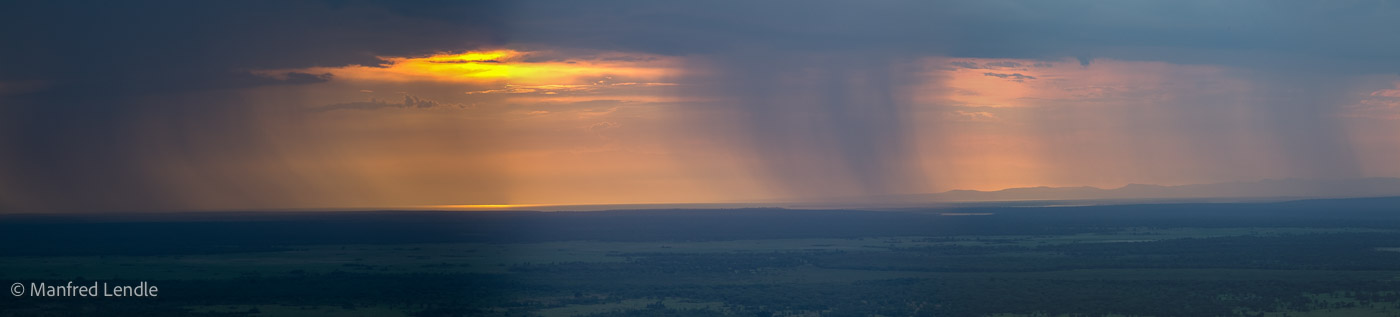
259 49 681 87
12 3 1400 316
4 2 1400 213
915 58 1271 191
23 52 1387 211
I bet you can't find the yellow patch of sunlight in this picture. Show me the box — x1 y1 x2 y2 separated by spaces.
258 49 679 86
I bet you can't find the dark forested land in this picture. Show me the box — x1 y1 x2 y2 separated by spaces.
4 197 1400 316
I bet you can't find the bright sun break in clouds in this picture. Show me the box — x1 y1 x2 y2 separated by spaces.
232 53 1400 209
227 49 736 209
259 49 681 87
5 1 1400 213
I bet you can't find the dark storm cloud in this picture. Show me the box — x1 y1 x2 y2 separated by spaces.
949 61 982 69
983 72 1036 80
497 0 1400 200
281 72 337 84
0 1 507 92
505 1 1400 72
684 52 928 199
985 62 1023 68
5 0 1400 211
951 61 1034 70
0 1 508 212
314 95 451 112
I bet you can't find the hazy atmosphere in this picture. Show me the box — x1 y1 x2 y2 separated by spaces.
9 2 1400 317
3 1 1400 212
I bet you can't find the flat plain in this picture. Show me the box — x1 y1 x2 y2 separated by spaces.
4 197 1400 316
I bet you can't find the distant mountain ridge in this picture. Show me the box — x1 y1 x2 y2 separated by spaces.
927 178 1400 202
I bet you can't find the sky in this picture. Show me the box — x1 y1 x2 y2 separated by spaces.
2 1 1400 212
